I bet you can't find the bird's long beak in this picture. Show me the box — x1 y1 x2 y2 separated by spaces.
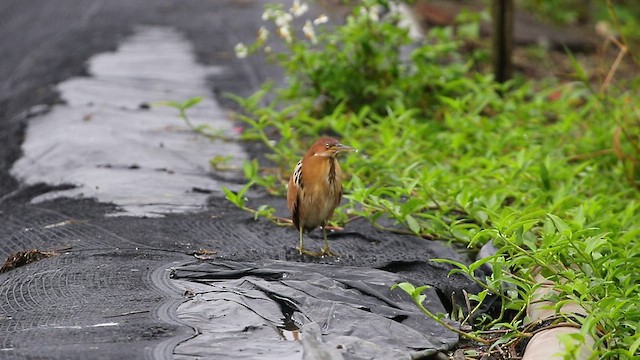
334 143 358 153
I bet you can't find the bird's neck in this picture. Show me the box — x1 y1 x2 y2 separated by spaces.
304 155 341 185
328 157 337 184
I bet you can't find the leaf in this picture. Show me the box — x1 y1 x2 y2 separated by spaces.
489 330 519 350
572 205 586 227
160 100 182 109
181 96 203 110
236 181 253 200
468 289 488 304
539 159 551 191
392 282 415 295
414 285 432 299
564 46 588 83
547 213 571 237
405 214 421 234
392 282 432 305
222 182 254 209
221 187 237 204
436 95 461 110
242 159 259 179
584 235 608 255
628 335 640 357
400 197 423 215
432 258 470 271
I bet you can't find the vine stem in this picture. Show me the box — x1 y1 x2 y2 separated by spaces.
413 299 492 345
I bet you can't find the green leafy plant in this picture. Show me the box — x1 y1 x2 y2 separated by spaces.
392 282 491 345
161 97 228 140
235 0 484 119
223 0 640 357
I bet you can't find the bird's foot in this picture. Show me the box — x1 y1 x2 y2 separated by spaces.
319 245 337 257
323 225 343 231
297 246 321 257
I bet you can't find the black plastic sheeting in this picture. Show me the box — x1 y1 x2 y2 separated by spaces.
171 260 459 360
0 203 192 360
0 197 483 359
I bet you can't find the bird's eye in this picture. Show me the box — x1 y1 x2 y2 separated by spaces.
325 143 330 149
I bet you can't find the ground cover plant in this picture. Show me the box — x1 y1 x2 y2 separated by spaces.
217 0 640 358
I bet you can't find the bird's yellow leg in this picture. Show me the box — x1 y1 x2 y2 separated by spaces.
297 227 320 256
298 226 304 253
319 225 337 257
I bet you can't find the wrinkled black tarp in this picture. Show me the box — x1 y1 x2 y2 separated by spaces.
171 260 459 360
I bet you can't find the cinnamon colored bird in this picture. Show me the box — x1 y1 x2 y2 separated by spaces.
287 137 356 256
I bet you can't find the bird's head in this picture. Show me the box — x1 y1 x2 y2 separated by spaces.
308 137 357 158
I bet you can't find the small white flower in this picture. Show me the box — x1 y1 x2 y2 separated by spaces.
264 46 272 54
290 0 308 17
262 8 276 21
303 20 317 44
258 26 269 42
367 6 379 21
313 14 329 25
234 43 248 59
275 12 293 27
278 26 292 43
